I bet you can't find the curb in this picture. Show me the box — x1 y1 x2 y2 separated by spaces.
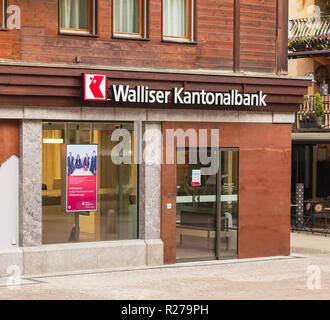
291 247 330 255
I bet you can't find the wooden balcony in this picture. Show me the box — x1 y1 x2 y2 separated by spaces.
295 95 330 129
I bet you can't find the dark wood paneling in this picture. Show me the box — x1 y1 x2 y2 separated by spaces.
233 0 240 72
276 0 288 74
240 0 277 73
0 64 311 112
0 0 284 73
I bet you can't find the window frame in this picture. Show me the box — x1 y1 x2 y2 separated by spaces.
162 0 195 43
0 0 7 29
112 0 148 40
59 0 97 36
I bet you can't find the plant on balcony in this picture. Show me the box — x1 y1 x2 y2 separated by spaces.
302 111 315 120
300 111 317 128
288 37 311 52
288 39 302 51
314 92 325 127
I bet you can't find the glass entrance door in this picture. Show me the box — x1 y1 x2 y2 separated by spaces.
218 149 239 259
176 148 238 261
176 148 217 260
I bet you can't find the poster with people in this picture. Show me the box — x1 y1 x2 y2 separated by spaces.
66 144 98 212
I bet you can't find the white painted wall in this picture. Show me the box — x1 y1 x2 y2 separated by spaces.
288 0 321 95
0 155 19 249
289 0 318 20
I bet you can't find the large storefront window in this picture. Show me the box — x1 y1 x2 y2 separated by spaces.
42 122 138 244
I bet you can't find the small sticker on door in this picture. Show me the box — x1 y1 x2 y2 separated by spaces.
192 169 201 186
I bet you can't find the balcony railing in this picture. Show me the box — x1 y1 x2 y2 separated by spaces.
291 200 330 236
295 95 330 129
289 15 330 51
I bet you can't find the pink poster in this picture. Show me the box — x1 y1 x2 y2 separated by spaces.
66 144 98 212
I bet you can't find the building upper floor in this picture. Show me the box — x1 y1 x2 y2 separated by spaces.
288 0 329 57
0 0 288 74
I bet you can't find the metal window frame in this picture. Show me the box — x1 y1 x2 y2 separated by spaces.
216 147 239 260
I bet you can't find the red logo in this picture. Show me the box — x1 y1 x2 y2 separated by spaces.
84 73 107 101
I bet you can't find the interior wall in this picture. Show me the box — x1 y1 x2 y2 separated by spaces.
289 0 321 20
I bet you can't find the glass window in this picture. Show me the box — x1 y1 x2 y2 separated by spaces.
0 0 6 28
60 0 95 34
42 122 138 244
176 147 238 261
163 0 193 40
113 0 145 37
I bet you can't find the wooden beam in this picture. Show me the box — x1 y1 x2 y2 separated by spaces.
276 0 288 75
233 0 240 72
313 56 329 66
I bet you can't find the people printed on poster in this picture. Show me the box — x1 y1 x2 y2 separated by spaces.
67 152 75 175
83 153 90 170
90 150 97 174
67 147 97 176
75 154 83 169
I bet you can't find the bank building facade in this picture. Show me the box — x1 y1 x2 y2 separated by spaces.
0 0 310 275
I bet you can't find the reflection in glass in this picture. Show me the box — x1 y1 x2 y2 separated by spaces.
176 148 238 261
176 148 217 260
61 0 90 31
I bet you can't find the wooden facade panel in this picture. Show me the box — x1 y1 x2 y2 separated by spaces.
0 65 311 88
0 64 310 111
240 0 277 73
0 0 288 73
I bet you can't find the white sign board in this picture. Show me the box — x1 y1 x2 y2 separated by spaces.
192 169 201 186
